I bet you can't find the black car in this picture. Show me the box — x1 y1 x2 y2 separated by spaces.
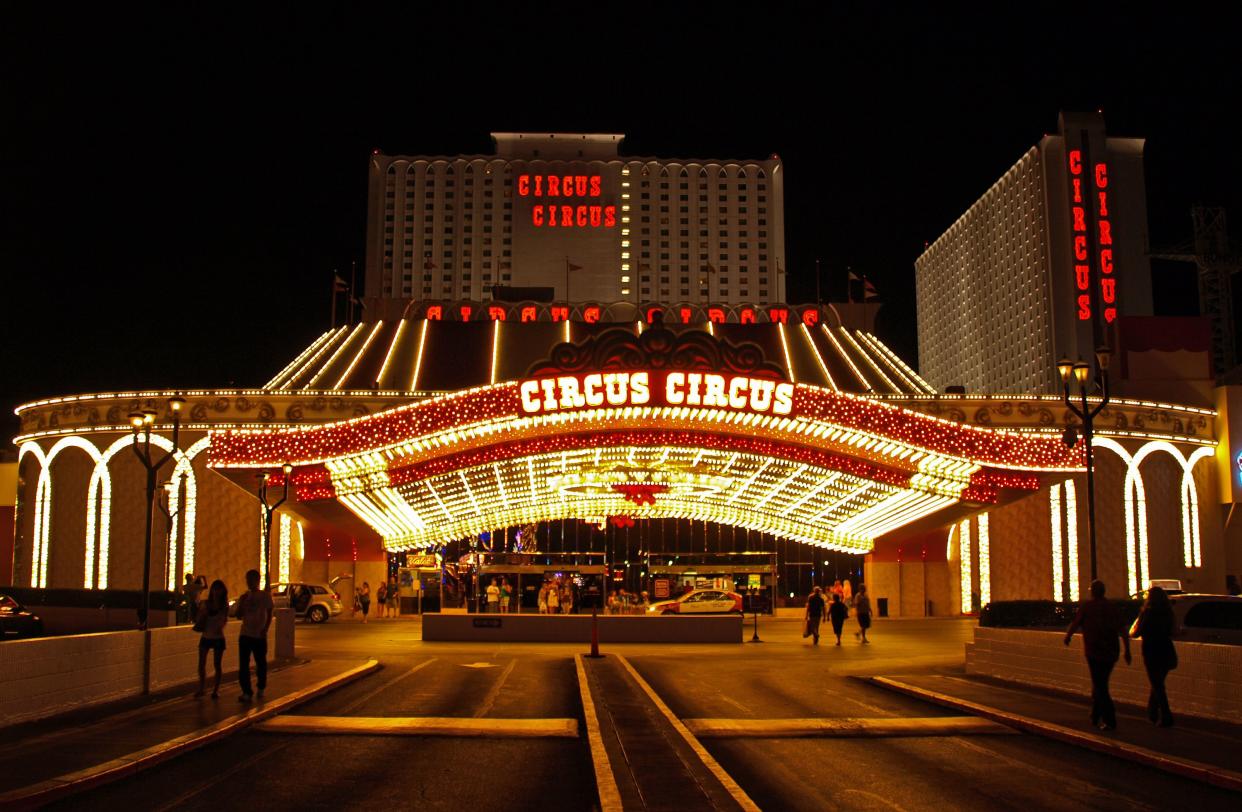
0 594 44 639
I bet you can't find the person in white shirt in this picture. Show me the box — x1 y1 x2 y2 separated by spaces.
485 579 500 613
233 569 274 700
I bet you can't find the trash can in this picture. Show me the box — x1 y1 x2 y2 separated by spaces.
877 597 889 617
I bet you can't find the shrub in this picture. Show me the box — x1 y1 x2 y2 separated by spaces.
980 599 1141 629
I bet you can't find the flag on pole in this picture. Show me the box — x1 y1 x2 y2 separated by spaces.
333 273 348 292
424 259 437 270
704 261 717 274
567 261 584 271
864 278 880 301
848 270 862 282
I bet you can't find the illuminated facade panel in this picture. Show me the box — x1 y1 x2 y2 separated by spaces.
365 133 786 306
915 111 1153 394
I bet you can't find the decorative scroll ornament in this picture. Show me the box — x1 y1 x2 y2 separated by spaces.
612 483 669 506
526 325 786 380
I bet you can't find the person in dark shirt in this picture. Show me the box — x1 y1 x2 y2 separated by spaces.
828 592 849 646
804 586 826 645
1130 586 1177 727
1064 580 1131 730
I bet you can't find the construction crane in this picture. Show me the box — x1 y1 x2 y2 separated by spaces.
1150 206 1241 376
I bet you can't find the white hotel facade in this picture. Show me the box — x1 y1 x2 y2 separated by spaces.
364 133 786 306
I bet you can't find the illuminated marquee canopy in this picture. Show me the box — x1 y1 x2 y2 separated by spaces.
211 356 1081 553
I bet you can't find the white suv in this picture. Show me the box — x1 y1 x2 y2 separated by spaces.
272 582 343 623
1169 594 1242 645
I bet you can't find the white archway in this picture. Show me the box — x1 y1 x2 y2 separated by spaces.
18 438 103 588
89 435 205 589
1093 438 1214 596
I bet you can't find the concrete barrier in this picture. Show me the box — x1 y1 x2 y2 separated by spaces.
966 627 1242 723
422 613 742 643
0 612 294 727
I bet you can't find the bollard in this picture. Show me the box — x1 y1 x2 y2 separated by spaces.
588 606 602 658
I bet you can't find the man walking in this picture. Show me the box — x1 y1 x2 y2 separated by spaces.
1064 580 1131 730
803 586 826 645
234 569 274 701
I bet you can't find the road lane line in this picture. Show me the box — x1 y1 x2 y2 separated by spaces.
871 676 1242 794
256 715 577 737
334 657 437 715
684 716 1015 738
472 658 517 718
616 655 761 812
574 654 624 812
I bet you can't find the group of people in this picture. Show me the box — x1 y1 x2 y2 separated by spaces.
1064 579 1178 729
537 578 575 614
607 589 649 614
185 569 274 702
803 582 871 645
354 579 402 622
485 577 516 613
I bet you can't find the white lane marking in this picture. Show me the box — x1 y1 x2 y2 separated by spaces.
472 659 517 718
459 661 497 669
617 655 762 812
837 788 912 812
575 654 624 812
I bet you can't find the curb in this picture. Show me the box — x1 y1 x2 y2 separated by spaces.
0 659 381 810
869 676 1242 794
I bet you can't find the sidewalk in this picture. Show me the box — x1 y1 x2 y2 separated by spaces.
0 657 378 808
869 672 1242 793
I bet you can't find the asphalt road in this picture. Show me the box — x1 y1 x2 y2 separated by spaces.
52 616 1241 811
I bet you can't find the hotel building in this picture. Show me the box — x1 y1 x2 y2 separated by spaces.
914 111 1155 395
365 133 786 306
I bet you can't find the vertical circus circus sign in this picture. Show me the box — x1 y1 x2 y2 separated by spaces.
1067 148 1118 324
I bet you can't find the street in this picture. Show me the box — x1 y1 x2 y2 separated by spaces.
55 616 1241 811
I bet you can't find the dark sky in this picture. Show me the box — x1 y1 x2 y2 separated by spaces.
3 6 1238 442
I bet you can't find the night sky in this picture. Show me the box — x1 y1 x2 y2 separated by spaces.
3 6 1238 443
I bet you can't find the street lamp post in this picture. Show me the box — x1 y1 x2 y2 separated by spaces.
1057 348 1111 584
129 397 184 630
257 463 294 589
156 472 187 604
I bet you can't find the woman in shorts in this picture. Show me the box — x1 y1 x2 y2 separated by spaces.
195 580 229 698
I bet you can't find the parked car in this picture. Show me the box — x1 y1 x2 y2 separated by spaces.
647 589 743 615
1168 594 1242 645
271 582 343 623
0 594 44 638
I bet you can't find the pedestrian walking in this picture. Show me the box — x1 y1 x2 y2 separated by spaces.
538 582 549 614
828 592 848 645
499 578 511 613
194 579 228 698
182 573 202 624
1064 579 1132 730
841 578 853 607
359 581 371 622
803 586 826 645
547 580 560 614
561 581 574 615
1130 585 1177 727
854 584 872 643
486 578 500 613
376 581 387 619
234 569 274 701
388 577 400 617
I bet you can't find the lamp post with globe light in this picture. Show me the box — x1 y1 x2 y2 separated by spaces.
129 396 184 630
257 463 294 589
1057 348 1111 583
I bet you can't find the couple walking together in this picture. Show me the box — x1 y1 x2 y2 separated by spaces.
805 584 871 645
192 568 274 701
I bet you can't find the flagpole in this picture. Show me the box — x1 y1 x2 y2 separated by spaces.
330 270 337 329
846 266 853 305
349 260 357 324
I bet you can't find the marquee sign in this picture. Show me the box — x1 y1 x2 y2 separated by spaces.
519 371 795 417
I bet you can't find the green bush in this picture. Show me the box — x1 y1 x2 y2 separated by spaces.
0 586 180 611
980 599 1141 629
